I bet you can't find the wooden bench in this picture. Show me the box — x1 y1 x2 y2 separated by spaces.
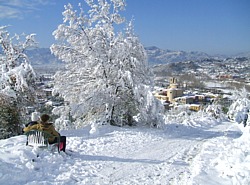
25 130 61 153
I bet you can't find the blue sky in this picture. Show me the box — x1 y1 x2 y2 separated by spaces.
0 0 249 55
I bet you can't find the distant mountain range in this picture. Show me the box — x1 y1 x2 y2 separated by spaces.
25 47 250 66
146 46 250 65
26 48 62 65
145 46 212 65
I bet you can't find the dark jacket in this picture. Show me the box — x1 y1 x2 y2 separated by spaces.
25 121 38 127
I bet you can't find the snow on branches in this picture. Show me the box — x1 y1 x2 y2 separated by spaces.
228 88 250 127
0 26 37 98
0 26 38 136
51 0 164 128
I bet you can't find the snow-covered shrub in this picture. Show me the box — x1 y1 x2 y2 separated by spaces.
165 104 222 128
227 88 250 126
205 103 226 121
0 94 20 139
165 105 191 124
52 106 73 131
135 86 165 128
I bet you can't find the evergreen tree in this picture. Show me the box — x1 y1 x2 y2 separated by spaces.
51 0 164 128
0 94 20 139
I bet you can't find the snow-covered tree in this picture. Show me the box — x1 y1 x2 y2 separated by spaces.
228 88 250 126
51 0 164 128
0 26 38 136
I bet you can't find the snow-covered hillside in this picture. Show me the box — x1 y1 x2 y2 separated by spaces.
24 47 212 66
25 48 62 65
0 118 249 185
24 47 250 67
146 46 211 64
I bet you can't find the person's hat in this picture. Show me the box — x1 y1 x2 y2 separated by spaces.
31 112 40 121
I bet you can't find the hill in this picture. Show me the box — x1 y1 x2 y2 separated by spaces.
25 48 62 65
24 47 213 66
25 47 250 66
146 46 211 65
0 118 249 184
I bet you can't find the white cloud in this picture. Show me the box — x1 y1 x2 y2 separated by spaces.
0 0 55 19
0 5 22 19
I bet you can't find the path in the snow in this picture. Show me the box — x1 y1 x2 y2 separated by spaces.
66 138 202 184
58 122 238 185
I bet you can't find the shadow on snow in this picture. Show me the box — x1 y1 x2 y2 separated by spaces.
164 123 242 141
70 153 164 164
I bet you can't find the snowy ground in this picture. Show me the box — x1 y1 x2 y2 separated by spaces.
0 119 249 185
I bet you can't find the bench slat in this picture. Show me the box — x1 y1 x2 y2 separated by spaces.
25 130 60 153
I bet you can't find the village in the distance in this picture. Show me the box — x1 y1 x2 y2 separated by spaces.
28 47 250 116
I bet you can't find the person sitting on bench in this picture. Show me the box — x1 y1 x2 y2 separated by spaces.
23 114 66 152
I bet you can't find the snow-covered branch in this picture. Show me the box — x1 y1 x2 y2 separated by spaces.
51 0 164 128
